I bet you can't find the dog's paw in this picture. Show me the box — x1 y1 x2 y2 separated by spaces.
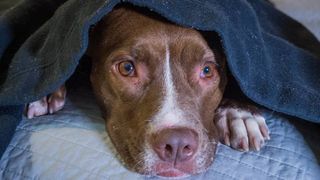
26 85 66 119
214 99 270 151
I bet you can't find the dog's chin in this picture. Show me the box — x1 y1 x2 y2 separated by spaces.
152 162 196 178
156 169 190 178
137 157 215 178
136 167 193 178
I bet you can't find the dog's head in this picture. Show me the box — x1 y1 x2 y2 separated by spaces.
88 5 227 177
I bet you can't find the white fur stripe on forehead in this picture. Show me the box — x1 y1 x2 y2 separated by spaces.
164 45 175 102
150 44 186 130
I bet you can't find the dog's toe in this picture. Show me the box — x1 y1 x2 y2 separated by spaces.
244 117 265 151
255 115 270 140
231 136 249 152
48 86 66 114
26 97 48 119
215 112 231 146
229 116 249 152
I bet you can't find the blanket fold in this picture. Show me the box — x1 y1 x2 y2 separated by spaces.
0 0 320 157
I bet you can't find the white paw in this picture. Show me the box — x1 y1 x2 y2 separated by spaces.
26 85 66 119
215 105 270 151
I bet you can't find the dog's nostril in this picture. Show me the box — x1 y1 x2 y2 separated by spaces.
183 145 192 156
152 128 198 163
164 144 174 159
165 144 173 152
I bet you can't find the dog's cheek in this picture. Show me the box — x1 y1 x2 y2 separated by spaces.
116 82 144 102
90 67 117 118
106 118 122 147
198 83 225 142
113 65 150 101
106 105 152 168
195 137 217 173
106 117 135 164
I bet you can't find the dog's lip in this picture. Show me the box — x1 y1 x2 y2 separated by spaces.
156 169 190 178
153 160 195 178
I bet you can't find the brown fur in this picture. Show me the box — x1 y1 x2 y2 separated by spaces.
88 5 227 175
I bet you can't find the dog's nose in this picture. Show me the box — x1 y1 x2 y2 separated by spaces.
152 128 198 163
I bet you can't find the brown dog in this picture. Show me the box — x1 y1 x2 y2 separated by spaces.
27 5 269 178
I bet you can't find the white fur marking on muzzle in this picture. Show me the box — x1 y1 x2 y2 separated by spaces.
150 44 186 130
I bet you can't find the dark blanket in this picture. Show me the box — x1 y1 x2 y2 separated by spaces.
0 0 320 157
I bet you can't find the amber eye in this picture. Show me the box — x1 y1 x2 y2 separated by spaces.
118 61 135 76
200 63 216 79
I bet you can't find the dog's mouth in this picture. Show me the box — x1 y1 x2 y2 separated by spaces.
156 169 189 178
151 159 195 177
149 155 213 178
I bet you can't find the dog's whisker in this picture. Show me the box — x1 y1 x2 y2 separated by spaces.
131 152 146 171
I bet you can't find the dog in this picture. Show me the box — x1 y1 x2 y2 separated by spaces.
26 5 270 178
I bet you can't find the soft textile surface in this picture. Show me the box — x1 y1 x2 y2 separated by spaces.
1 0 320 159
0 77 320 179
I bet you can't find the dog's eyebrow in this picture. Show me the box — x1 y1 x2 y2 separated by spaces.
205 57 220 70
108 50 135 64
130 45 163 63
202 51 220 64
213 61 221 69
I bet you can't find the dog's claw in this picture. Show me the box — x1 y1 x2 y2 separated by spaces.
232 137 249 152
224 133 231 146
260 124 270 140
252 137 264 151
26 97 48 119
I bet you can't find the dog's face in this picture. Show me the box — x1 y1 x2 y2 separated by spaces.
88 6 227 177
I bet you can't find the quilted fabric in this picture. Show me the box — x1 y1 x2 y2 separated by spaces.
0 79 319 179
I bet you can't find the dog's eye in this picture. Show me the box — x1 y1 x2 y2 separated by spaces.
200 62 216 79
118 61 135 76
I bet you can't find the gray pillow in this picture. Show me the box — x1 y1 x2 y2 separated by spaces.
0 83 319 180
